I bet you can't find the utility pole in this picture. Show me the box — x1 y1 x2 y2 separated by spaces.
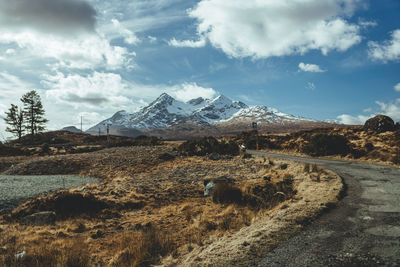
80 116 83 132
107 124 110 143
103 123 111 143
252 122 259 150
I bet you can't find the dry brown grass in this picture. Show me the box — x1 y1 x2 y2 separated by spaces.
0 234 89 267
0 145 341 266
110 226 175 267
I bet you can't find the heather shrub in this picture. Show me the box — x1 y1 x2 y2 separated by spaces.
212 183 243 204
302 134 350 156
178 137 239 156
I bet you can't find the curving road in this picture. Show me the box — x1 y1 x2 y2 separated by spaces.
247 150 400 267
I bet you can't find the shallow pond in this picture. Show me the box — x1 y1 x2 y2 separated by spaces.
0 175 99 212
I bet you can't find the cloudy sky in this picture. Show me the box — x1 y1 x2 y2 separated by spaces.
0 0 399 138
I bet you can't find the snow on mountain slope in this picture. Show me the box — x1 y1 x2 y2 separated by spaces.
226 106 313 123
192 95 248 122
87 93 316 132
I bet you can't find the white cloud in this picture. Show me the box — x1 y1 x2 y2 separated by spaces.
0 72 33 100
358 20 377 28
148 36 157 43
175 0 362 58
169 37 206 48
5 49 15 55
375 100 400 121
0 31 132 70
307 82 316 90
368 29 400 62
338 99 400 124
43 72 135 109
337 114 370 125
0 0 96 36
299 62 326 72
0 1 135 71
112 19 140 45
395 82 400 92
170 82 217 102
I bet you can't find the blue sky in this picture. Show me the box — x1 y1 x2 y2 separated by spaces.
0 0 400 138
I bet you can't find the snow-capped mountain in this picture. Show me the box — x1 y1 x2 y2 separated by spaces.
226 106 312 123
87 93 315 133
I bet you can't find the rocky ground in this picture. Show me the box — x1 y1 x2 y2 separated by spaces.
0 144 342 266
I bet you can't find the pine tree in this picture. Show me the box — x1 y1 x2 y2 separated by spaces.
21 90 48 136
4 104 24 139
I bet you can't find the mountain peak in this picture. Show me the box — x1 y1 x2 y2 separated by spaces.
157 92 174 100
213 94 231 102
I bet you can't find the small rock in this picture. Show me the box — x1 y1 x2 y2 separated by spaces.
204 181 216 196
15 250 26 260
208 152 221 161
21 211 56 226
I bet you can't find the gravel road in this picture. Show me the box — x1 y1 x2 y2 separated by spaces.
248 150 400 267
0 175 99 212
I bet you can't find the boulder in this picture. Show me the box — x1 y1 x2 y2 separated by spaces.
363 115 395 133
21 211 56 226
204 181 216 196
15 250 26 260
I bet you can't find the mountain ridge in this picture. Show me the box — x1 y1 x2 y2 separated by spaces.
87 93 333 137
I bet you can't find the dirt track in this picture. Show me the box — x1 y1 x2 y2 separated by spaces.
248 150 400 266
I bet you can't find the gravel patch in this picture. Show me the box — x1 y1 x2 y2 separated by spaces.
0 175 99 212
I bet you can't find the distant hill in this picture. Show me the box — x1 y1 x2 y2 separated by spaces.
61 126 83 133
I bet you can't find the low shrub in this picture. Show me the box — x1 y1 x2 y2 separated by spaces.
280 163 288 170
212 183 243 204
0 144 26 156
302 134 350 156
303 163 310 173
236 131 279 150
11 192 109 221
178 137 239 156
242 175 295 209
364 142 374 152
41 143 50 154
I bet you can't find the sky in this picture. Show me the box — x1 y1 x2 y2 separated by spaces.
0 0 400 139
